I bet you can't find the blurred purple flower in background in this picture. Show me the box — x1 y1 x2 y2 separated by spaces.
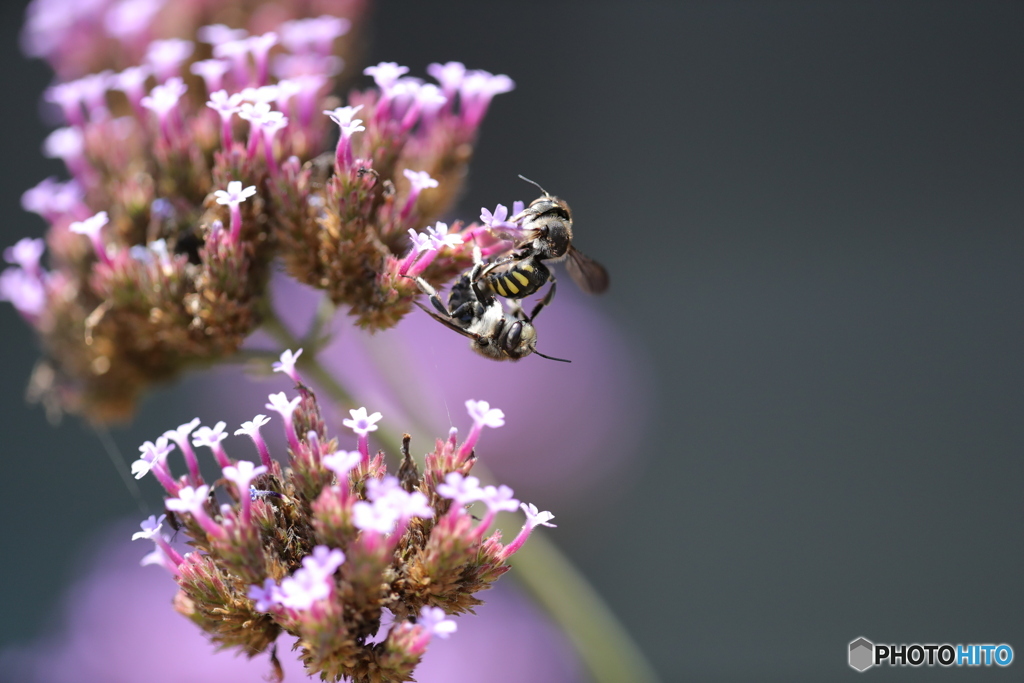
0 523 586 683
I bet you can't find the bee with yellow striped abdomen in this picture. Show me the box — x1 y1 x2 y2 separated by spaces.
404 250 570 363
478 177 609 301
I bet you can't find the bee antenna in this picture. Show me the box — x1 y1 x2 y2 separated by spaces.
517 174 550 196
532 347 571 363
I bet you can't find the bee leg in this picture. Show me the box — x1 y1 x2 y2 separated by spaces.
469 260 485 284
496 242 538 264
404 275 451 317
475 252 519 281
466 246 497 303
528 279 557 321
506 298 528 321
468 255 502 304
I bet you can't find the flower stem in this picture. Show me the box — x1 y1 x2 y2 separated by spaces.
259 302 407 455
300 295 337 348
505 531 661 683
258 302 661 683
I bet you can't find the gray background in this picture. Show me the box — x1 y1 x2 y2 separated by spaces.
1 1 1022 681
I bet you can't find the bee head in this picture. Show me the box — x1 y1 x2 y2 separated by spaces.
519 197 571 259
502 319 538 358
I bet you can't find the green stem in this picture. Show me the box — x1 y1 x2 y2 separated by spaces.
221 348 282 364
258 302 302 356
258 303 661 683
300 295 337 349
506 532 660 683
260 302 406 455
300 347 406 457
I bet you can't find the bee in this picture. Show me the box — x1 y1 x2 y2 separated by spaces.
477 176 609 300
405 252 569 363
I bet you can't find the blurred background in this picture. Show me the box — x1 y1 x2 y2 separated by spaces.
1 1 1022 681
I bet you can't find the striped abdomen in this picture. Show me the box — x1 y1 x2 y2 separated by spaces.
481 259 550 299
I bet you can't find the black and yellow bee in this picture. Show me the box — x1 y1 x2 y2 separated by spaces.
405 254 569 363
478 177 609 300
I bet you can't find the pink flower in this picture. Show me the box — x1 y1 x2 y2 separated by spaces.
0 522 586 682
343 406 382 464
141 77 187 116
222 461 267 523
192 60 230 96
499 503 557 561
0 268 46 320
399 169 439 222
197 24 248 46
263 544 344 611
145 39 194 82
427 61 466 99
364 61 409 90
272 348 305 384
165 485 226 541
418 606 457 640
343 406 382 436
324 105 365 170
323 450 361 479
42 127 83 163
213 181 257 242
162 418 202 484
280 16 350 55
436 473 484 506
234 414 273 469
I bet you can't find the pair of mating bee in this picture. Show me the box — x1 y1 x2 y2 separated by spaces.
408 178 608 362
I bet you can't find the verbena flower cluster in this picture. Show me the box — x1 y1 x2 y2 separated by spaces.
131 350 554 682
3 5 570 680
3 3 517 421
22 0 368 80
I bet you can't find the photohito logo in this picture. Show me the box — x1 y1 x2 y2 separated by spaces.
848 637 1013 672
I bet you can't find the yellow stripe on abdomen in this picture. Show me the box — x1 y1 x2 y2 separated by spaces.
513 271 530 287
503 277 520 294
494 280 508 297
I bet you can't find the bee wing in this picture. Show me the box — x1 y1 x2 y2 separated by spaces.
510 204 535 223
564 246 610 294
487 223 536 243
413 301 482 342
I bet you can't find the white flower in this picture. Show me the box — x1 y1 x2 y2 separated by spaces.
343 407 383 436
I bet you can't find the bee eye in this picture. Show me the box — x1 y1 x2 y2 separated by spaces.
507 321 523 347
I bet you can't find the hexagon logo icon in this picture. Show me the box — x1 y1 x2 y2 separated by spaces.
849 637 874 672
